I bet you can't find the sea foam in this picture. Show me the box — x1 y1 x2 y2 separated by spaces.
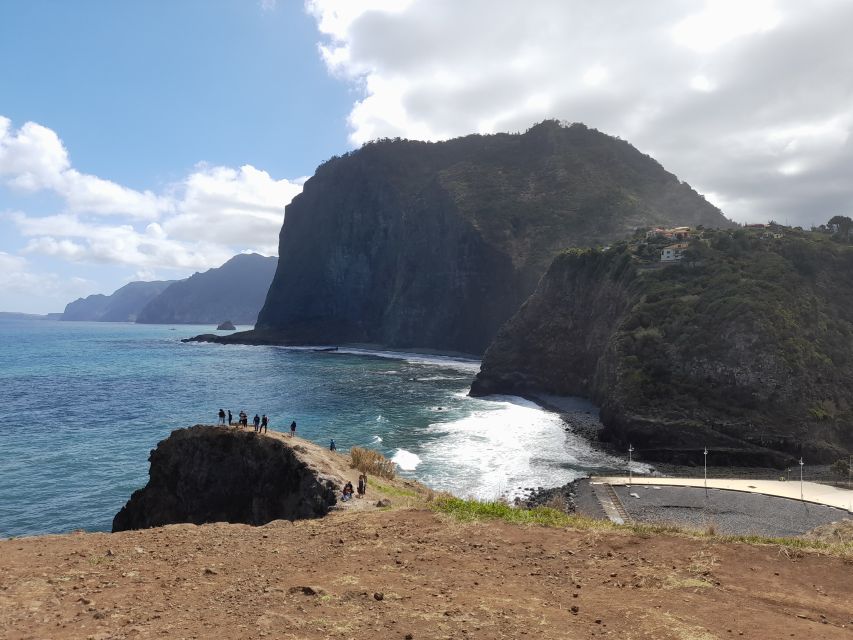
391 448 422 471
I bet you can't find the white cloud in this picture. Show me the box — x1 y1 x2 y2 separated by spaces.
0 251 92 298
259 0 277 10
0 117 173 219
307 0 853 225
1 116 304 275
164 164 304 254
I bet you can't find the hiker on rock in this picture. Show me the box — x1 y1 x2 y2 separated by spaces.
329 439 336 451
253 414 260 432
218 408 225 425
261 414 268 434
357 474 367 498
290 420 297 437
227 409 233 426
342 481 354 502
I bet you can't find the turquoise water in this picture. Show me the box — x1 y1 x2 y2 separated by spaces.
0 319 628 537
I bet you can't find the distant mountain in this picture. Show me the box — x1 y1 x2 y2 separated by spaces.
224 120 732 355
136 254 277 325
62 281 175 322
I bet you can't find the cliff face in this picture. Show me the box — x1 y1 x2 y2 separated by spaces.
252 121 731 355
472 230 853 466
62 281 174 322
136 254 277 325
112 426 338 531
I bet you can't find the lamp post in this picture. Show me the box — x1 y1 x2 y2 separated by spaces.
703 447 708 497
628 444 634 487
799 457 804 501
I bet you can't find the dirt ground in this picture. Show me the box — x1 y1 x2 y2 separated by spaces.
1 508 851 640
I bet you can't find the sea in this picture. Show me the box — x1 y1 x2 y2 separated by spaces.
0 318 635 538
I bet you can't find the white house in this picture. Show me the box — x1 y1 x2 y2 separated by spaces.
661 242 689 262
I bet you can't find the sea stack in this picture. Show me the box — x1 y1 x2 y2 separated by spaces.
217 320 236 330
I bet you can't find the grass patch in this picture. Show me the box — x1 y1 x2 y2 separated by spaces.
370 480 419 499
350 447 396 480
430 497 853 558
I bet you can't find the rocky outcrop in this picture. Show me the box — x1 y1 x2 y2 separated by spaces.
62 280 174 322
112 426 338 531
472 231 853 466
136 254 277 325
217 320 236 331
213 121 731 355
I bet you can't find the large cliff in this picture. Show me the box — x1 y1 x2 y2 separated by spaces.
112 426 340 531
472 229 853 466
136 253 277 325
238 121 730 355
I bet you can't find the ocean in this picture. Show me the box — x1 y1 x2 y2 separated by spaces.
0 318 632 538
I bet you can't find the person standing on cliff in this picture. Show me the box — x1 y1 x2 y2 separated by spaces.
357 473 367 498
227 409 233 426
290 420 297 437
218 408 225 425
253 414 261 432
261 414 268 434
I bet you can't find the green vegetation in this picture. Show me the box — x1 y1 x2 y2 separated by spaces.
476 221 853 464
613 226 853 448
430 496 853 558
369 479 419 499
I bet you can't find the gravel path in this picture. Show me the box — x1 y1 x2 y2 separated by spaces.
613 484 849 537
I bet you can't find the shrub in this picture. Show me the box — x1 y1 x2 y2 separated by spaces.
350 447 396 480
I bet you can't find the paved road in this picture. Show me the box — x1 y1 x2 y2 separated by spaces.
595 476 853 511
609 484 848 537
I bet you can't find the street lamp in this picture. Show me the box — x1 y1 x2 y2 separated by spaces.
703 447 708 497
628 444 634 487
799 457 804 501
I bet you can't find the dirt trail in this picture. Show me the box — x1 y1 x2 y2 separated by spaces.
2 508 851 639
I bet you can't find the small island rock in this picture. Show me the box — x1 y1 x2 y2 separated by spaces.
217 320 236 331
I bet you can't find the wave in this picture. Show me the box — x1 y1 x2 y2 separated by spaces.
371 435 383 444
391 448 422 471
414 394 650 500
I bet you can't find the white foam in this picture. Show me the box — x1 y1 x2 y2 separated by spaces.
391 448 422 471
414 394 650 500
371 435 383 444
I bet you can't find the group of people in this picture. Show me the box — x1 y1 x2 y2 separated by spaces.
341 473 368 502
217 408 298 436
215 409 368 506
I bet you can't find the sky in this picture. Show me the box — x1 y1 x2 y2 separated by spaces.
2 0 852 313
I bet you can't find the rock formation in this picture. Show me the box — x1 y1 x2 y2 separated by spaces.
112 426 339 531
472 229 853 466
136 254 277 325
217 320 236 330
62 280 174 322
205 121 731 355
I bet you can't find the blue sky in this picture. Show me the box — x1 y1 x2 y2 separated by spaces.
2 0 852 313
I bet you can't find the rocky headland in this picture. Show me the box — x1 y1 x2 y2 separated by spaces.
472 228 853 466
113 426 347 531
136 253 277 325
194 120 731 354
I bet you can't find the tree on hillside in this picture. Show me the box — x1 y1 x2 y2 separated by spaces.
827 215 853 242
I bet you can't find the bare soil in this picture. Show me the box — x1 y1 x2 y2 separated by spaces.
2 508 852 640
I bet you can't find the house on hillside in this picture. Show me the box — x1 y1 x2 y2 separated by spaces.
661 242 689 262
646 226 691 241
